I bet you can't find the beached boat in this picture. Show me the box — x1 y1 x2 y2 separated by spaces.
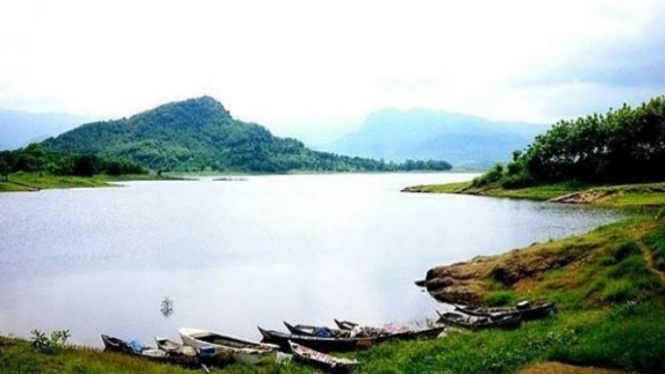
335 319 446 340
436 310 521 330
289 341 359 373
454 300 556 321
178 328 277 364
258 327 375 352
285 320 445 341
334 319 411 335
154 337 199 365
101 334 168 361
284 322 342 337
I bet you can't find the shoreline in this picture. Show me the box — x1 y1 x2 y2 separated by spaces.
0 173 192 193
402 180 665 208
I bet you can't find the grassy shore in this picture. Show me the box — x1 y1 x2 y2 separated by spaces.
403 180 665 208
0 172 187 192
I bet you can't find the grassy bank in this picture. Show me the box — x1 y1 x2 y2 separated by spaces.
403 180 665 207
0 172 187 192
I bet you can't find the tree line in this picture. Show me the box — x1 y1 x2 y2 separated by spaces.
473 96 665 188
0 143 147 181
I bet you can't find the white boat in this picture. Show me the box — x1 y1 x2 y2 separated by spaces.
178 328 278 364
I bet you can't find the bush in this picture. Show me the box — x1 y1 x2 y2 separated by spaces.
472 164 504 188
30 329 71 354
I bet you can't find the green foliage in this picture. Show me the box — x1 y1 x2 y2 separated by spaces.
474 95 665 188
471 163 503 187
0 144 147 177
0 158 9 181
30 329 70 355
43 97 452 173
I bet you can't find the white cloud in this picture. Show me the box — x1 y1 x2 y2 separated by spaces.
0 0 663 139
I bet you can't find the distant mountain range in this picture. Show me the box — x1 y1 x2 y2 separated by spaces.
0 109 93 150
322 108 550 168
42 97 451 173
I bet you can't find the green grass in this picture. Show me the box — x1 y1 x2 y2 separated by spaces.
484 291 518 307
0 336 316 374
402 181 472 193
357 301 665 374
0 172 185 193
645 226 665 271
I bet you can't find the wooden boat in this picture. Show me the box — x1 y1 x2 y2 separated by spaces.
101 334 168 361
436 310 521 331
178 328 277 364
334 319 411 335
154 337 199 365
258 327 375 352
284 322 341 337
333 320 357 331
286 320 445 342
454 301 556 321
289 341 359 373
101 334 133 354
335 319 446 340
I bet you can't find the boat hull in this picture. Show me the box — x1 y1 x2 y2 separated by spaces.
179 328 276 365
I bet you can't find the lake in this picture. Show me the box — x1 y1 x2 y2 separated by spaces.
0 173 624 347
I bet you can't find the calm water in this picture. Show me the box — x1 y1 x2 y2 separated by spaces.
0 173 624 346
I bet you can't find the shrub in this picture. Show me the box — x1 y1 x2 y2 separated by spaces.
30 329 71 354
472 164 504 188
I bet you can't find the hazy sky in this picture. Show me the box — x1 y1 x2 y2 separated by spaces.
1 0 664 141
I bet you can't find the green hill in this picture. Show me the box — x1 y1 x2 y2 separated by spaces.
43 97 451 173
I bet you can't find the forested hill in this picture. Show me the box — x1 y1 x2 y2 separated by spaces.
43 97 451 173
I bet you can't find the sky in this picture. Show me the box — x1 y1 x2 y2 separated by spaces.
1 0 664 143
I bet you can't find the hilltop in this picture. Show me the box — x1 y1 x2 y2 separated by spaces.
43 97 451 173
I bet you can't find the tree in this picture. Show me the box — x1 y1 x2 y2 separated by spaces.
72 156 95 177
0 159 10 181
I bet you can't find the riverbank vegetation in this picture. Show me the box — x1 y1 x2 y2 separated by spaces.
403 96 665 207
0 144 188 192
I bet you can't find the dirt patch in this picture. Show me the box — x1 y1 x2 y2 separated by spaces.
518 362 630 374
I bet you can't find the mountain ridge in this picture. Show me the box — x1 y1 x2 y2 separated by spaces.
324 108 549 167
42 97 452 173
